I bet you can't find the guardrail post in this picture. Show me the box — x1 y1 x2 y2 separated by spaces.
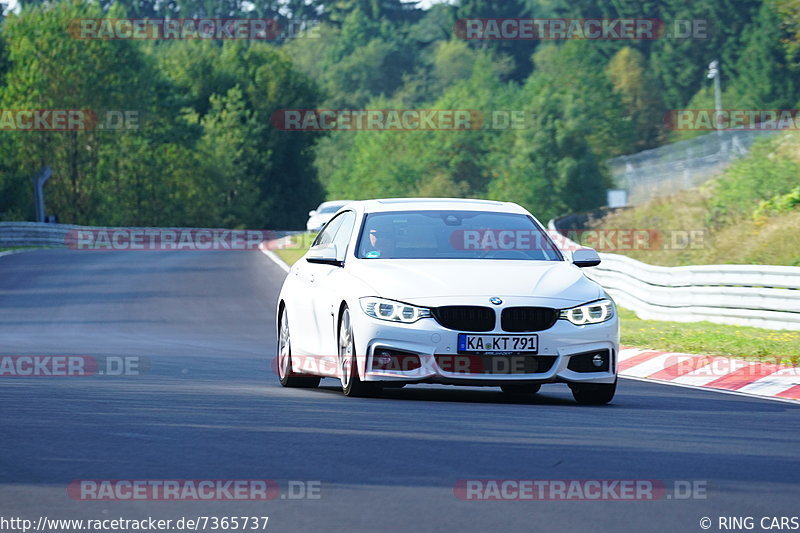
33 166 52 223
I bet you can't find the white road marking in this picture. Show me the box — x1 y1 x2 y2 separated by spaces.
259 244 290 273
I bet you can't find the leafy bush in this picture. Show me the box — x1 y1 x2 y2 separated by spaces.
709 133 800 226
753 187 800 220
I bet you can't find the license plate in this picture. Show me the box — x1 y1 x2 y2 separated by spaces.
457 334 538 354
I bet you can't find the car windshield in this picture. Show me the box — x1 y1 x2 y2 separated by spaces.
356 210 562 261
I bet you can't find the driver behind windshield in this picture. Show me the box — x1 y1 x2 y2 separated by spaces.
362 223 394 258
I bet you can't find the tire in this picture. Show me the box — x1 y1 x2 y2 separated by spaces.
570 379 616 405
338 306 379 397
500 384 541 395
277 308 320 388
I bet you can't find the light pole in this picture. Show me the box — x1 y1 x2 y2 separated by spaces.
707 60 722 139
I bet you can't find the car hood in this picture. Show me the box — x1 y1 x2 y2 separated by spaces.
346 259 604 306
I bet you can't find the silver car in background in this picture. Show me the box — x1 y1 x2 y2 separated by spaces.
306 200 353 232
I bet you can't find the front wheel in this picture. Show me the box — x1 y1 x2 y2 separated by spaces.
339 306 379 397
277 308 320 388
570 379 616 405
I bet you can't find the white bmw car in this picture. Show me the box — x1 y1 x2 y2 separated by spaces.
277 198 619 404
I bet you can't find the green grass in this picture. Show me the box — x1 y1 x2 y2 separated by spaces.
0 246 37 253
274 247 307 266
273 232 316 266
619 307 800 364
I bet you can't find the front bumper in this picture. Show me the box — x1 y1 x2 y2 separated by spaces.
351 304 619 386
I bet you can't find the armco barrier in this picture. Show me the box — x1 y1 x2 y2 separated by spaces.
547 220 800 331
0 221 73 247
0 222 302 250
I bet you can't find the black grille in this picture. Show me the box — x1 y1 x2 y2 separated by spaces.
432 306 495 332
501 307 558 332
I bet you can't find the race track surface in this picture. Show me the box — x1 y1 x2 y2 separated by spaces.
1 249 798 533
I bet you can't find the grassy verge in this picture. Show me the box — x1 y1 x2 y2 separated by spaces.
592 189 800 267
272 232 316 266
274 247 306 266
0 246 38 253
591 131 800 267
619 307 800 364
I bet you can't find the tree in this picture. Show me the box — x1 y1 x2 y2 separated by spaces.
728 2 800 109
488 86 610 221
156 40 325 227
774 0 800 61
325 50 516 201
456 0 536 81
323 0 422 26
606 46 666 150
192 86 262 227
0 1 180 224
649 0 761 109
525 42 634 160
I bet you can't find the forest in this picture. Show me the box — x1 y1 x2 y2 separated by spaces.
0 0 797 228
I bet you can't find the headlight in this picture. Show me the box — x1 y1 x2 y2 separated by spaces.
359 297 431 323
559 299 614 325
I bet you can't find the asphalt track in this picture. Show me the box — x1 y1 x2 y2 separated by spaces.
0 249 798 533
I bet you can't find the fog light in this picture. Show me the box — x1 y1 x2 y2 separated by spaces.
376 351 393 366
371 349 422 371
592 354 605 368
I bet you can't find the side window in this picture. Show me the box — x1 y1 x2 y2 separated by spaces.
331 211 356 261
312 213 345 247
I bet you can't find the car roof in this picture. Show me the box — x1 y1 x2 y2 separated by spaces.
345 198 528 215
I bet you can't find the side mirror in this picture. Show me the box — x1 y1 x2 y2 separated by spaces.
572 248 601 267
306 243 342 266
308 210 317 217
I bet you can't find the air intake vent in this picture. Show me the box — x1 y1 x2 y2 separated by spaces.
501 307 558 332
432 306 495 332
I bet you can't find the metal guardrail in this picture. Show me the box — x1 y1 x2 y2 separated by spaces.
0 222 303 249
0 221 74 247
547 220 800 331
